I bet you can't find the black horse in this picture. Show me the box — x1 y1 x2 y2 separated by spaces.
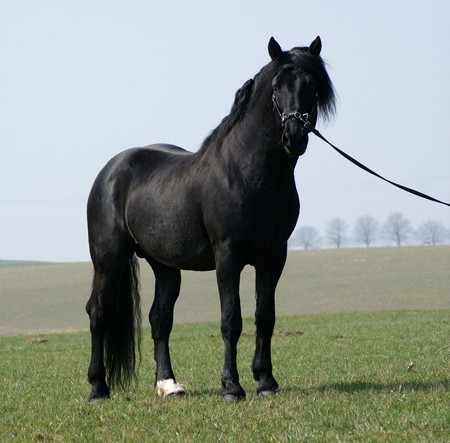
86 37 335 402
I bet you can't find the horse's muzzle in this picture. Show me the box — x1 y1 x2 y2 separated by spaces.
282 127 309 157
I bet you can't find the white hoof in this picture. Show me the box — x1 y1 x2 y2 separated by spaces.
157 379 186 398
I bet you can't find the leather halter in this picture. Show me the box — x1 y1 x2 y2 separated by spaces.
272 94 316 130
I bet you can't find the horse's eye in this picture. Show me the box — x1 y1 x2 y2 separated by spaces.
272 86 279 92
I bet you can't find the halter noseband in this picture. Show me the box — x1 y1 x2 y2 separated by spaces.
272 94 316 130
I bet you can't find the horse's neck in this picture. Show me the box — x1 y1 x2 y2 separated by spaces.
219 92 296 180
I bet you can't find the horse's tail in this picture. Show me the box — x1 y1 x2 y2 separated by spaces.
104 255 142 389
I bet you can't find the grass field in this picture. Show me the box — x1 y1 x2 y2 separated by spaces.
1 246 449 336
0 247 449 441
1 311 449 442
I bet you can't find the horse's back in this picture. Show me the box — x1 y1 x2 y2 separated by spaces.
90 144 193 191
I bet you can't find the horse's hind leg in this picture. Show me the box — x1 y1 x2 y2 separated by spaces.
252 247 287 395
86 266 114 401
86 247 137 402
147 259 185 397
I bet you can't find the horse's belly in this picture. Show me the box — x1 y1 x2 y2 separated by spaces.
128 214 215 271
153 233 215 271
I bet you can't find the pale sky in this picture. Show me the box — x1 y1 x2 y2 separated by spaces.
1 0 449 262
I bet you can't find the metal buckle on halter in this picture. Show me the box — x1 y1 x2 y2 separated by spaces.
298 112 311 129
281 111 310 128
273 94 313 130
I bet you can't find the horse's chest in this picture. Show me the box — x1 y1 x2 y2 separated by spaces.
206 187 299 247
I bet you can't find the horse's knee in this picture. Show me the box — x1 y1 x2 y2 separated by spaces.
255 311 274 328
255 298 275 330
221 314 242 343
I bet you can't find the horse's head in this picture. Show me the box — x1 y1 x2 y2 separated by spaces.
269 37 334 157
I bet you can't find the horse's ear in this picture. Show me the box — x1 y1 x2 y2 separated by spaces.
268 37 283 60
309 36 322 56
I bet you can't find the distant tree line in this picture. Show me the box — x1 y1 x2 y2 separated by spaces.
290 212 450 250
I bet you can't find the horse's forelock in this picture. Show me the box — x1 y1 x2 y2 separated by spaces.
288 48 336 122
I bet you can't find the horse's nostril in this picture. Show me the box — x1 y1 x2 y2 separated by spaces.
282 131 290 147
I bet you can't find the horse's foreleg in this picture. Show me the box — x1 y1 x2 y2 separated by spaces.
148 261 185 397
253 247 287 395
215 251 245 401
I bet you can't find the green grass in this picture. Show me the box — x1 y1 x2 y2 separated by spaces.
1 246 449 336
1 310 449 442
1 247 449 441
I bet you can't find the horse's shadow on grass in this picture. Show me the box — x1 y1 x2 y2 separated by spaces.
186 379 449 399
178 379 450 399
283 379 449 395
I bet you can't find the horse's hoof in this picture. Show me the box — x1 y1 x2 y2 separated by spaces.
157 379 186 398
167 390 186 398
222 380 246 402
223 388 246 402
87 384 110 403
257 378 279 396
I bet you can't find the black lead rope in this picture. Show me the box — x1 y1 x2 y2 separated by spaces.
310 128 450 207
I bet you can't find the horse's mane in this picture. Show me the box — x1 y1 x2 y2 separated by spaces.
199 78 256 151
199 47 335 152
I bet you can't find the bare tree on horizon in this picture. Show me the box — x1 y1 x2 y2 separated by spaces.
382 212 412 247
327 217 347 249
416 221 448 246
292 226 321 250
354 215 379 247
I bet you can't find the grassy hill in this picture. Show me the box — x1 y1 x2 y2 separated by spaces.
1 246 449 336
